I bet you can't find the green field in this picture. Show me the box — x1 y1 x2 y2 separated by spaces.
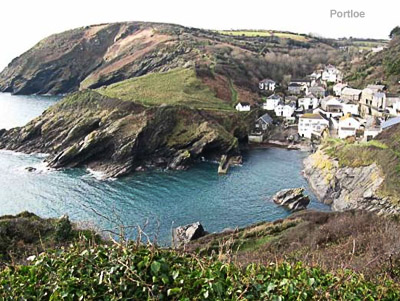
217 30 309 42
97 68 233 111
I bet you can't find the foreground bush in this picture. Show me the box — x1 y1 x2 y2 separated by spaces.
0 241 399 300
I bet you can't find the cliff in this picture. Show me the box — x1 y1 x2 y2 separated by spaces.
303 128 400 213
303 148 399 214
0 90 250 178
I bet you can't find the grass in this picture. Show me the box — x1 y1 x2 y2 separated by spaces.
216 30 309 42
187 210 400 282
228 78 238 106
97 68 234 111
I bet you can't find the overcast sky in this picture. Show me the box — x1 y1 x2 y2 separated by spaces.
0 0 397 70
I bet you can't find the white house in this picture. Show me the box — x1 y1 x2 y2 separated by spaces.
263 94 282 110
309 72 320 86
322 65 342 83
342 102 359 116
298 94 319 110
320 97 343 118
259 79 276 91
333 83 347 96
236 102 251 112
341 88 362 102
298 113 330 139
361 85 385 105
387 95 400 116
274 103 296 119
372 92 387 110
338 115 363 139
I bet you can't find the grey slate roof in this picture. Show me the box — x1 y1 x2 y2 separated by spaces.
268 94 281 100
258 113 273 124
382 116 400 130
260 78 275 84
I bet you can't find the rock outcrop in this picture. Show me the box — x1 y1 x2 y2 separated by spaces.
173 222 207 247
303 148 400 215
273 187 310 211
0 91 244 178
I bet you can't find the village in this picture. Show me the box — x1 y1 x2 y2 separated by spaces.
235 64 400 145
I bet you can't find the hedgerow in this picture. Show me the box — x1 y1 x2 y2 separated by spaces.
0 241 398 300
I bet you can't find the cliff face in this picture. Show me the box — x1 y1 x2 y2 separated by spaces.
303 148 400 215
0 91 248 178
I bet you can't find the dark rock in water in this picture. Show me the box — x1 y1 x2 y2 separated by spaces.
25 167 37 172
173 222 206 247
273 187 310 211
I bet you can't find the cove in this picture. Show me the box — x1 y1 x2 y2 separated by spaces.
0 93 330 244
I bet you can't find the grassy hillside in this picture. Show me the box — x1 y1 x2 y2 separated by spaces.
321 124 400 202
345 36 400 92
187 210 400 281
1 211 400 299
217 30 310 42
97 68 234 111
0 21 344 97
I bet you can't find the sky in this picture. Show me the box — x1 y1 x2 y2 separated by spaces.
0 0 398 70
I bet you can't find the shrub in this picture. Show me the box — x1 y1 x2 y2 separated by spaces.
0 241 399 299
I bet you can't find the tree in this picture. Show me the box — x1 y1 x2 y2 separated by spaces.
389 26 400 39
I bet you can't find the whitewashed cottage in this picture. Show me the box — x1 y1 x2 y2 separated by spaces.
235 102 251 112
333 83 347 96
322 65 343 83
274 102 296 119
259 79 276 91
338 115 364 139
341 88 362 102
263 94 282 110
298 93 319 110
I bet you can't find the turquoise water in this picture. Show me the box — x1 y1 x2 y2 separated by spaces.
0 93 60 129
0 93 329 244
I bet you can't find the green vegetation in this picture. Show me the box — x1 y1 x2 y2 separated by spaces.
1 211 400 298
217 30 310 42
228 79 238 107
344 30 399 92
1 238 399 299
97 68 233 111
0 212 99 265
390 26 400 39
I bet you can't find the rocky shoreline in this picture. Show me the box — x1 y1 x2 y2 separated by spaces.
0 91 251 178
303 147 400 215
